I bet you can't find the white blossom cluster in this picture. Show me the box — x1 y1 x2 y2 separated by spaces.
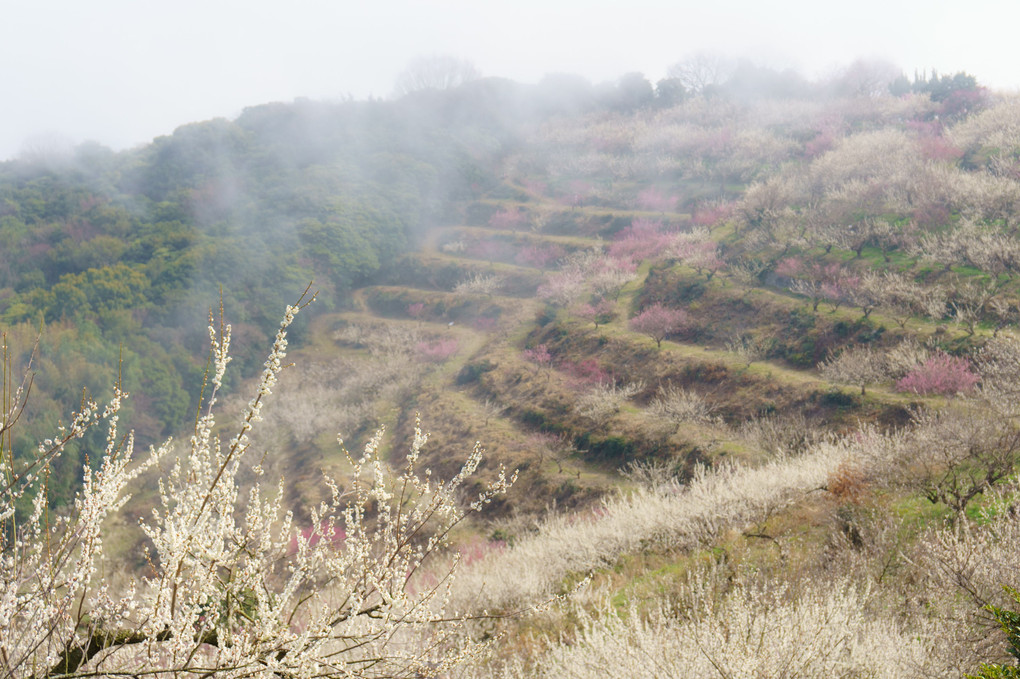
537 247 635 306
647 384 718 429
0 290 515 678
453 273 504 296
452 433 873 612
573 381 643 426
1 379 165 676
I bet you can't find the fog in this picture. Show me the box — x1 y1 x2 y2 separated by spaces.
2 0 1018 161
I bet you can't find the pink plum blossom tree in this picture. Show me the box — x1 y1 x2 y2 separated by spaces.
774 256 803 278
416 338 460 362
629 304 688 349
896 351 980 396
523 343 554 374
574 298 616 328
407 301 426 324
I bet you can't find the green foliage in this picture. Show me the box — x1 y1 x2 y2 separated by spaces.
576 433 638 463
0 92 512 510
816 389 857 409
456 359 496 385
968 586 1020 678
520 409 553 430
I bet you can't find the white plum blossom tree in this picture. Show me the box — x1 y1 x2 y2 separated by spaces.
0 291 516 678
818 345 888 396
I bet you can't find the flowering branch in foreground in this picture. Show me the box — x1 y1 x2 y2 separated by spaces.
1 287 516 678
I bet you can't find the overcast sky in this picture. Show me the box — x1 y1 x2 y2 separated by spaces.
1 0 1017 161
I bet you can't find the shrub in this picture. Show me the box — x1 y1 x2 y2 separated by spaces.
456 359 496 385
574 381 643 426
818 389 857 408
583 435 637 463
648 384 717 430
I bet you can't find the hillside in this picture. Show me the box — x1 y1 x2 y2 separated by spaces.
294 82 1020 676
5 70 1020 676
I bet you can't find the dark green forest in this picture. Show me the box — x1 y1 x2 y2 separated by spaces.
0 91 518 506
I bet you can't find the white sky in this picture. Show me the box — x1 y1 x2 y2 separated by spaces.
1 0 1017 161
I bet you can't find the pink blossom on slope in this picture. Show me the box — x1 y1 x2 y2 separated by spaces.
629 304 688 348
608 219 671 265
416 338 460 362
895 351 979 396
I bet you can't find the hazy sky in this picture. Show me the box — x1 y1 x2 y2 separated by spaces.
1 0 1017 161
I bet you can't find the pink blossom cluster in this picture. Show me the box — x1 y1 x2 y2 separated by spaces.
471 317 498 332
521 178 546 197
457 536 507 568
559 358 614 386
775 256 803 278
416 338 460 362
290 521 347 553
803 116 842 158
895 351 980 396
918 135 963 162
559 179 593 207
804 129 837 158
782 258 859 310
630 303 688 347
407 302 426 320
822 273 860 305
609 219 672 265
909 119 963 162
522 343 553 368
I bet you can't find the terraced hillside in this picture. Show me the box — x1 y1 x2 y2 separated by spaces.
276 163 971 520
244 91 1020 676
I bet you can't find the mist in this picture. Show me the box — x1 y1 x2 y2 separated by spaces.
4 0 1019 161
